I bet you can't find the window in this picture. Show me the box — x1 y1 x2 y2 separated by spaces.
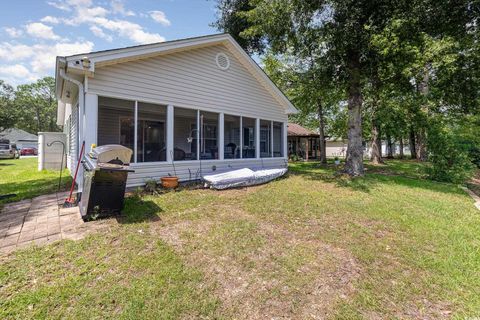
242 117 256 158
137 102 166 162
273 122 284 157
98 97 135 155
174 107 197 161
224 114 240 159
191 111 219 160
260 120 272 158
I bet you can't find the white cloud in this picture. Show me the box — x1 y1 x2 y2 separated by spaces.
47 0 71 11
0 40 94 85
30 41 95 74
93 18 165 44
0 43 35 61
111 0 135 16
47 0 166 44
4 27 23 38
26 22 61 40
40 16 61 24
0 64 34 79
90 25 113 42
149 11 171 26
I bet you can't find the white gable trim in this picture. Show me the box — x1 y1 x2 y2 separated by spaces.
57 34 298 115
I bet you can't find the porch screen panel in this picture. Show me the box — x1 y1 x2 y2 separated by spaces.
273 122 284 157
260 120 272 158
97 96 135 162
193 111 218 160
224 114 240 159
137 102 167 162
242 117 256 158
174 107 197 161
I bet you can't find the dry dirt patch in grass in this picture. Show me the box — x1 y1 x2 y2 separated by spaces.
153 195 361 319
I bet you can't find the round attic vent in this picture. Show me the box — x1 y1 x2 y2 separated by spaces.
216 52 230 70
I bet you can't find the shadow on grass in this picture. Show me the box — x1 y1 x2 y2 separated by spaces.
289 161 465 196
0 163 14 166
118 196 163 224
0 177 72 205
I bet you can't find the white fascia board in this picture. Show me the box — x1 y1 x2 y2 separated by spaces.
66 34 231 66
59 33 298 115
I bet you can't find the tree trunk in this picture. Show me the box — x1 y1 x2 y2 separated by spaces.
386 134 394 158
416 66 429 161
370 119 383 164
399 138 404 159
344 52 364 176
317 100 327 164
415 129 428 161
409 128 416 159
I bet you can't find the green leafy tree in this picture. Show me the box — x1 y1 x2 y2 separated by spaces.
14 77 59 133
214 0 417 176
0 80 17 131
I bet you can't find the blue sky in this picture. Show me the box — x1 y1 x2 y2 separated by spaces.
0 0 219 85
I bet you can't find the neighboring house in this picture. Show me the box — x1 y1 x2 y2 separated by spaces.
0 128 38 149
287 123 412 160
55 34 298 189
287 123 347 160
287 123 320 160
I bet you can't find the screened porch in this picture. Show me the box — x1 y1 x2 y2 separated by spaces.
97 96 286 165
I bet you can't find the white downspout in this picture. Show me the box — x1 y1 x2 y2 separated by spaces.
59 68 85 192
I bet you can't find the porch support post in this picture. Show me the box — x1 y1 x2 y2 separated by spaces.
306 138 309 161
270 121 274 157
166 104 174 163
84 93 98 152
239 116 243 159
196 110 200 160
255 118 260 159
133 100 138 163
283 122 288 158
218 112 224 160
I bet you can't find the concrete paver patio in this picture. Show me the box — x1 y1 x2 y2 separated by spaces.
0 193 109 255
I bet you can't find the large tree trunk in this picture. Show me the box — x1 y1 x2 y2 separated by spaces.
317 100 327 164
386 134 394 158
416 66 429 161
370 118 383 164
344 52 364 176
409 128 416 159
399 138 404 159
415 129 428 161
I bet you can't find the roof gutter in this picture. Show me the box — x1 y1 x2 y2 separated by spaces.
58 67 84 146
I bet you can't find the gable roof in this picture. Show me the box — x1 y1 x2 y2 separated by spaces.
0 128 38 142
56 33 298 115
287 123 319 137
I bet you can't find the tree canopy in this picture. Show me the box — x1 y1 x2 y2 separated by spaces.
0 77 59 134
214 0 479 182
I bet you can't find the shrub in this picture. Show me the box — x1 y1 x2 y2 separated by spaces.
427 123 475 184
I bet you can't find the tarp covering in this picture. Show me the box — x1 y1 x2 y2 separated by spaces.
203 168 287 190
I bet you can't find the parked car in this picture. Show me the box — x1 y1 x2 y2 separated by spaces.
0 142 20 159
20 147 38 156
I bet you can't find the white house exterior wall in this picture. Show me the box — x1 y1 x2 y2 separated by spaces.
88 44 288 122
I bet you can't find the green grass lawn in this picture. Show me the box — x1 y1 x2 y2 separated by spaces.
1 159 479 319
0 157 71 205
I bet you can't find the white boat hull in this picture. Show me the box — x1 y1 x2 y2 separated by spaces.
203 168 287 190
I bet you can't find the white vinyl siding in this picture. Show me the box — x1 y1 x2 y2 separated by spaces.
67 103 78 172
88 44 288 122
126 158 287 187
